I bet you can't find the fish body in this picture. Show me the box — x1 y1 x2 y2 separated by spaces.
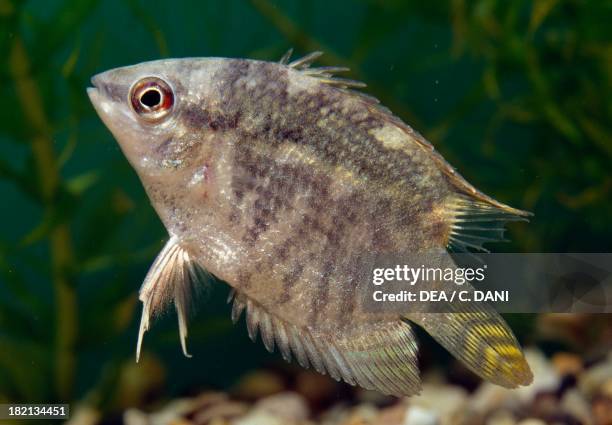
88 52 532 395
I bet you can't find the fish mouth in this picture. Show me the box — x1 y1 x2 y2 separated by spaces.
87 75 101 93
87 75 105 111
87 74 108 104
86 86 99 102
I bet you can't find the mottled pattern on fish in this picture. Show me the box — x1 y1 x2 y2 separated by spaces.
88 51 533 396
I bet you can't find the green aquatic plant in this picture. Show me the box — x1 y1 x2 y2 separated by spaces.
0 0 609 420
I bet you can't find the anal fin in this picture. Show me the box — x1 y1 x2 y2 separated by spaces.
229 291 422 396
136 236 208 361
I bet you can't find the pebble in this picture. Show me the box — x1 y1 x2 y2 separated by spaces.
116 346 612 425
232 371 286 400
192 401 249 424
580 353 612 398
530 392 558 419
340 404 379 425
602 378 612 398
251 392 310 421
486 410 516 425
552 352 583 376
403 406 438 425
560 388 592 425
123 408 148 425
123 406 192 425
516 420 546 425
410 383 468 423
377 403 410 425
233 410 289 425
592 395 612 425
470 383 519 414
64 405 100 425
296 371 340 405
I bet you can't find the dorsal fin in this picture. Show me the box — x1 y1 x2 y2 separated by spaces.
278 48 294 65
420 139 532 217
228 291 422 396
445 194 530 252
365 104 532 217
136 236 209 361
281 50 367 89
287 51 323 69
278 52 530 217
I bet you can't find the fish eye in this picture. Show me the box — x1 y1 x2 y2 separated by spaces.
129 77 174 122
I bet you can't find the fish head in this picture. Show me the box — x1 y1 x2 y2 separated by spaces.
87 58 224 181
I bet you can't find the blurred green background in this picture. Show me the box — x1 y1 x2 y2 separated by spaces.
0 0 610 422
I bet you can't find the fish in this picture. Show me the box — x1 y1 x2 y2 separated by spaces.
87 50 533 396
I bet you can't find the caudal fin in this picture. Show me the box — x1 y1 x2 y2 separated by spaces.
407 305 532 388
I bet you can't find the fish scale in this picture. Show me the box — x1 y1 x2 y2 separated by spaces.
88 51 533 396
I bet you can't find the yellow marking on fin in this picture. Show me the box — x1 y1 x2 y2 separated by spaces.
463 323 524 379
492 343 523 358
484 346 501 368
464 322 499 354
473 323 507 339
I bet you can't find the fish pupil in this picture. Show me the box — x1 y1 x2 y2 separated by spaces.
140 89 161 109
129 77 173 121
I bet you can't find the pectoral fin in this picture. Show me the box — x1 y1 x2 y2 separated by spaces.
136 236 208 361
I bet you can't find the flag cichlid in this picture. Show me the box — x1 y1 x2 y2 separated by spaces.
87 51 533 396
